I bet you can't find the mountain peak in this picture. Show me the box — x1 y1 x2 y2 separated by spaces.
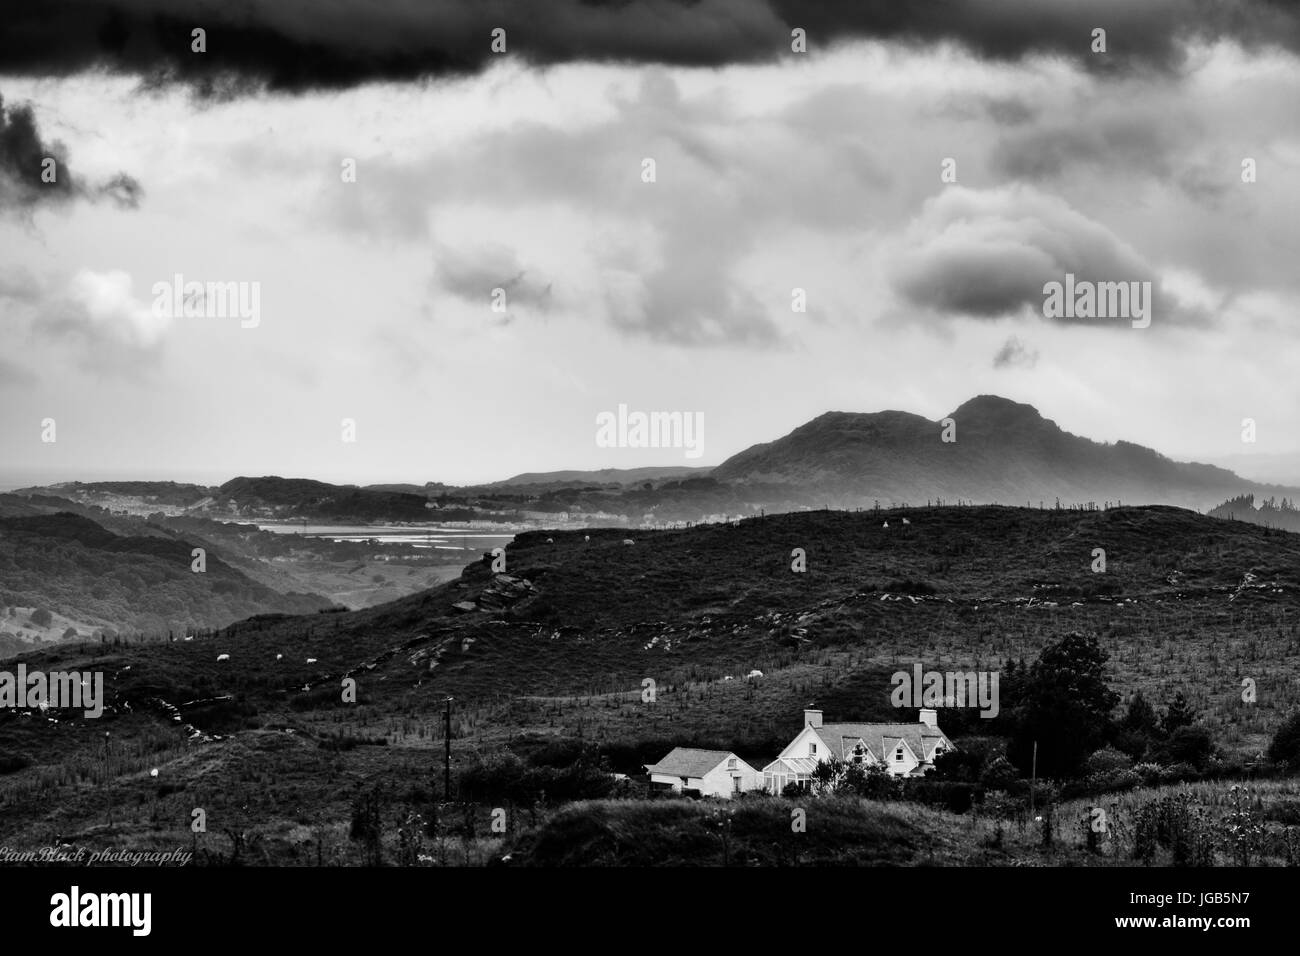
947 395 1045 424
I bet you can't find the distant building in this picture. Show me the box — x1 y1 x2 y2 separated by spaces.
645 748 762 798
762 708 954 793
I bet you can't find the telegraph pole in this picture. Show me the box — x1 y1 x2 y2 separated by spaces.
1030 740 1038 817
443 697 454 799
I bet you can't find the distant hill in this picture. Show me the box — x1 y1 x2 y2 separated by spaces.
215 476 432 521
713 395 1288 511
486 466 710 488
13 480 216 507
0 512 329 643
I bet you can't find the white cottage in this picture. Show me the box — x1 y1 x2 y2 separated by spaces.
645 748 763 798
762 708 954 793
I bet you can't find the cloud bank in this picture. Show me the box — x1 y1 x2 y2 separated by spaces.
2 0 1299 93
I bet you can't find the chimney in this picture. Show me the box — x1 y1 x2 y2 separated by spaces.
804 709 823 728
919 708 938 729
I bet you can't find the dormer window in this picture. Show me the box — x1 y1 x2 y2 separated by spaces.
809 743 817 755
727 757 737 770
894 746 905 761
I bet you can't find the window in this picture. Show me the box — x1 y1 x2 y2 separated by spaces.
728 757 737 770
852 744 866 764
733 777 742 793
809 743 817 755
894 746 905 761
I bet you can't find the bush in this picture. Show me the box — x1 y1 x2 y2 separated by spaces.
0 751 32 774
1267 711 1300 769
458 752 615 804
979 756 1020 791
1081 768 1142 794
1161 726 1214 770
1159 761 1200 784
1133 762 1164 785
1084 746 1134 775
29 608 53 627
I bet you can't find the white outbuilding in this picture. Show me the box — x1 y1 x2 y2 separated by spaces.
644 748 762 798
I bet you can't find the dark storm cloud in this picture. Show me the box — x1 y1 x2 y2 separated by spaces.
2 0 1299 93
0 94 75 209
0 93 143 212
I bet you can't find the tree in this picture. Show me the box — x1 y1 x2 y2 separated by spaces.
1162 692 1197 736
1007 632 1120 778
29 608 52 627
1113 691 1161 759
1122 692 1160 734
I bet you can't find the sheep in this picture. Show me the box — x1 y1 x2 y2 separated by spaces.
902 518 910 525
276 653 283 661
882 521 889 528
216 654 230 662
546 537 553 544
306 658 318 664
622 539 635 545
746 669 763 679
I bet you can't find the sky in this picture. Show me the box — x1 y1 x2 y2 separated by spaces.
1 0 1298 486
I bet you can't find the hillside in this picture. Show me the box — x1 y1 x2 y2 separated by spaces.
713 395 1282 511
3 504 1299 863
0 512 330 645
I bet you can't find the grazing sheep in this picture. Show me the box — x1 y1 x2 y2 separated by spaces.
276 653 283 661
306 658 318 663
546 537 553 544
216 654 229 662
883 522 889 528
584 535 590 543
149 768 158 777
746 669 763 679
622 539 635 545
902 518 910 525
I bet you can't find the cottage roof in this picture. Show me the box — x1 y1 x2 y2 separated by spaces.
818 722 948 763
645 747 737 779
